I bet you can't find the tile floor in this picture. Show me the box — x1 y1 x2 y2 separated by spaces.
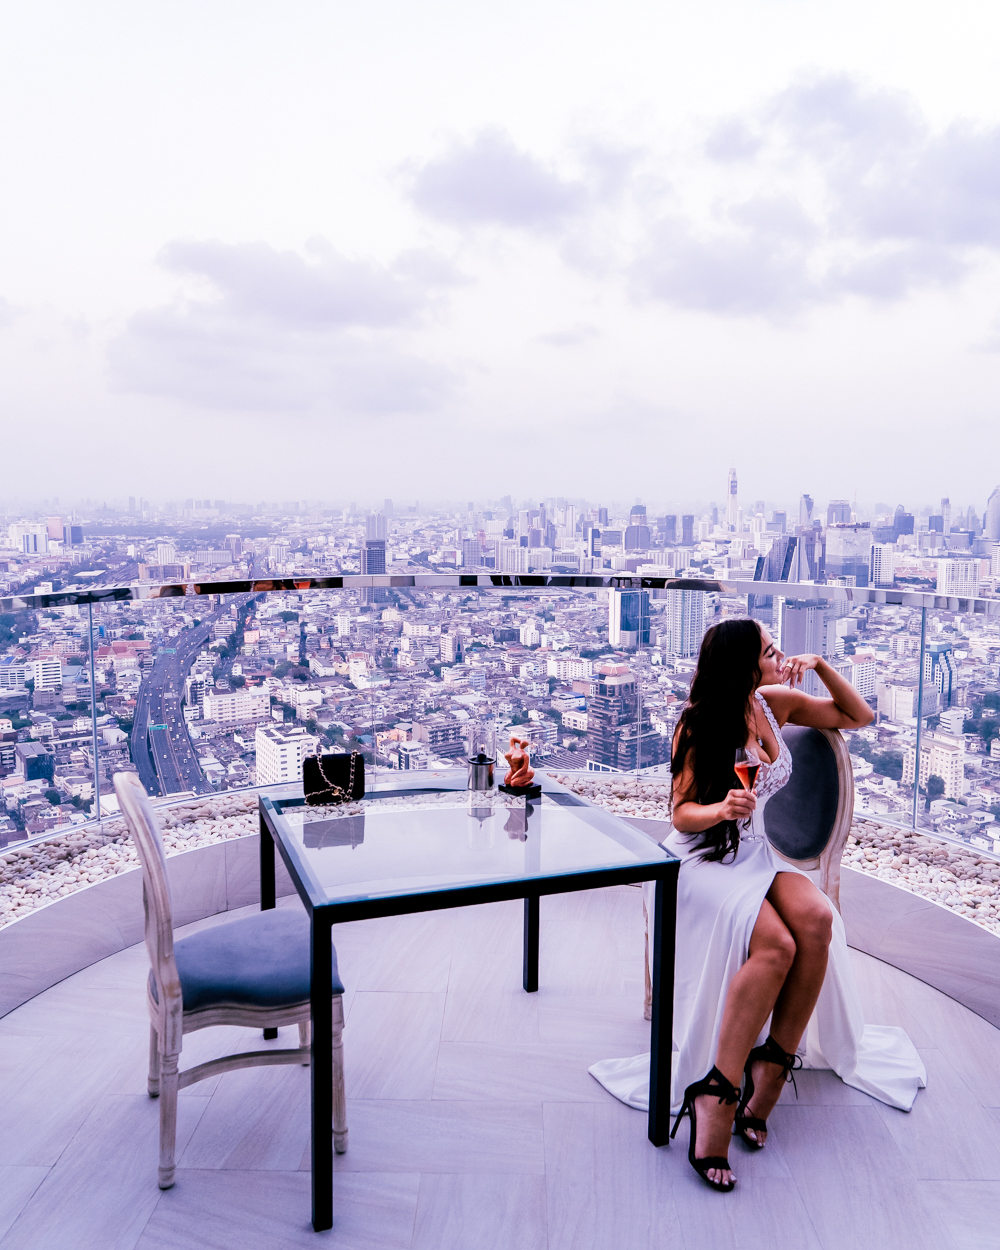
1 887 998 1249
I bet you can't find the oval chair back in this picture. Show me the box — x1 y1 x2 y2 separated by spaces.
114 771 183 1050
763 725 854 910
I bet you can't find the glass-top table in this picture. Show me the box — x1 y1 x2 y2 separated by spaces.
258 770 679 1231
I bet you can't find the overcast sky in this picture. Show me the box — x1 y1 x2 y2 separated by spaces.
2 0 999 513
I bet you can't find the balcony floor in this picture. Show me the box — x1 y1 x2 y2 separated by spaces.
1 886 999 1249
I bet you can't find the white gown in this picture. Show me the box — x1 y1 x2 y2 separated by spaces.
590 692 926 1115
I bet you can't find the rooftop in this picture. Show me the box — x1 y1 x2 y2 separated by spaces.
1 882 998 1249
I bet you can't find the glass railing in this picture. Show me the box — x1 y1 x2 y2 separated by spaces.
2 571 1000 859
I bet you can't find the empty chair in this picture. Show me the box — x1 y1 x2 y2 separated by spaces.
642 725 853 1018
113 771 348 1189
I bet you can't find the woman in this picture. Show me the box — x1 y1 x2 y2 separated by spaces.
590 618 925 1192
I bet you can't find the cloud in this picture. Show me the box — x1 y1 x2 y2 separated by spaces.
408 128 591 230
635 74 1000 318
109 239 457 413
536 323 600 347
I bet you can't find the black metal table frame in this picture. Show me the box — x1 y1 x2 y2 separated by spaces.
258 792 679 1232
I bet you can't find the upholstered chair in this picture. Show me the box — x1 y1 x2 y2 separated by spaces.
113 771 348 1189
641 725 854 1019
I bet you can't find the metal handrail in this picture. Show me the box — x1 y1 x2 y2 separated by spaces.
3 573 999 615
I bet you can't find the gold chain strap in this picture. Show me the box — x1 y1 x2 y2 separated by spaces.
307 750 358 804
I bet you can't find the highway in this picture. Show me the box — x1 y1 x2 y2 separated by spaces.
131 613 223 797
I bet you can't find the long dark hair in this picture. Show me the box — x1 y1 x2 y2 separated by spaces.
671 618 764 862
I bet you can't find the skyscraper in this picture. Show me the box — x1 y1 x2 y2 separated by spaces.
827 500 852 526
941 497 951 536
585 665 669 771
798 494 814 527
361 539 386 575
608 590 650 649
870 543 895 588
366 512 387 541
726 469 738 531
681 515 694 545
461 537 482 568
662 515 677 545
825 524 872 586
984 486 1000 542
663 589 706 658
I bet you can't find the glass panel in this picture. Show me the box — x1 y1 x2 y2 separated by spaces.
0 601 99 846
269 774 673 907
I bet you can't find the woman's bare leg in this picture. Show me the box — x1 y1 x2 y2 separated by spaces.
694 899 796 1184
742 872 833 1144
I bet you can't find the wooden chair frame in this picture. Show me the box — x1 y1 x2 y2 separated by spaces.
114 772 347 1189
641 726 854 1020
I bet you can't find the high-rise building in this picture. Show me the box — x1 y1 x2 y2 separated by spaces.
155 541 176 566
726 469 739 531
663 589 706 658
584 527 601 558
497 540 528 573
598 507 609 526
902 733 965 800
936 558 979 598
629 504 647 525
224 534 243 557
893 505 914 537
827 500 852 526
662 515 677 545
798 494 814 527
825 524 872 586
30 658 63 692
870 543 896 588
941 497 951 536
681 515 694 545
586 664 669 772
461 537 482 568
384 498 393 517
924 641 958 707
608 590 650 649
62 524 83 546
775 599 838 696
254 724 318 786
624 523 651 552
366 512 387 541
361 539 386 575
984 486 1000 542
46 517 63 542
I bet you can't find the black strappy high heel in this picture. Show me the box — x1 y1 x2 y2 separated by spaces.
670 1065 740 1192
735 1034 803 1150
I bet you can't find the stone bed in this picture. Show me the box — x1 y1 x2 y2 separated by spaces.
2 779 1000 937
554 775 1000 936
0 793 259 928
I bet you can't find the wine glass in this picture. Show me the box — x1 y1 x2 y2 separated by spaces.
734 746 760 795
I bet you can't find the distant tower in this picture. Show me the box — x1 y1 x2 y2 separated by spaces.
985 486 1000 541
798 494 814 528
941 497 951 536
726 469 739 531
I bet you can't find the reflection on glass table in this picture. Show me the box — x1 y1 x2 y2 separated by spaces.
258 770 679 1231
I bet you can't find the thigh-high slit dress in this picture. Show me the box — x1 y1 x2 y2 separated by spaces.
590 691 926 1114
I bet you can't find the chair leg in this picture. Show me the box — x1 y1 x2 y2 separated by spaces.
148 1023 161 1097
642 898 652 1023
299 1018 311 1064
332 995 348 1154
158 1052 180 1189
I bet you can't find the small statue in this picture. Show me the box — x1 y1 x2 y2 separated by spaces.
503 734 535 789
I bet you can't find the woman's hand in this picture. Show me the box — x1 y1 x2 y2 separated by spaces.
779 653 821 688
718 788 756 822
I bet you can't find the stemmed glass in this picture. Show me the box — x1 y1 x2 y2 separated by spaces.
734 747 760 796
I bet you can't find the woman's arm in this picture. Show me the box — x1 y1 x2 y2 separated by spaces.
761 654 874 731
671 737 756 831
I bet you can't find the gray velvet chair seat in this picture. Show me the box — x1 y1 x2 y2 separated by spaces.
148 909 344 1012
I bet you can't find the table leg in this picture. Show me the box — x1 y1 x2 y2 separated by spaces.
523 895 539 993
260 807 279 1040
648 873 676 1147
311 911 334 1232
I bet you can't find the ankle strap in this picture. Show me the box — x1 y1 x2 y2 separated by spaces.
705 1065 741 1106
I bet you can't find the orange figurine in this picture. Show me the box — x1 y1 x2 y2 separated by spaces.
503 734 535 789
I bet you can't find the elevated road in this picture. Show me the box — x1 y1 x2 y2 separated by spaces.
131 613 223 797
